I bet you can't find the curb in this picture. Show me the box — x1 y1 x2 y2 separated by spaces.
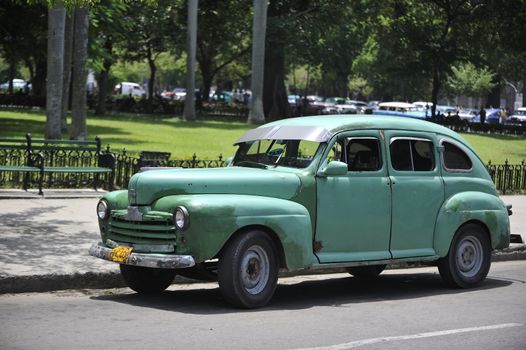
1 246 524 295
0 189 107 200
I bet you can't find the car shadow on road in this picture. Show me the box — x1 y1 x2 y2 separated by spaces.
90 271 513 315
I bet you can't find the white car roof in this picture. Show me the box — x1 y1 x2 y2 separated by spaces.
378 102 416 108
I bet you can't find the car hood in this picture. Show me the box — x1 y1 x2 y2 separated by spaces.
127 167 303 205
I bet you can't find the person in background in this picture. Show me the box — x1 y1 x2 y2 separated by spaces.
479 107 486 124
499 108 508 124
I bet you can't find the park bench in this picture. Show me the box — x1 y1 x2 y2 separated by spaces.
137 150 171 169
0 134 44 194
0 133 115 195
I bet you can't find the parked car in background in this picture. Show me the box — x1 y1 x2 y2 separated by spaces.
0 78 30 93
89 115 510 308
472 108 501 124
210 90 233 103
288 94 301 107
319 97 344 114
161 87 186 100
364 100 380 114
436 105 456 116
509 107 526 125
346 100 368 114
373 102 427 119
457 108 478 122
115 82 146 97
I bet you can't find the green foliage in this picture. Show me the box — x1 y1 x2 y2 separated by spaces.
88 0 130 73
4 0 526 113
447 63 496 98
348 76 373 99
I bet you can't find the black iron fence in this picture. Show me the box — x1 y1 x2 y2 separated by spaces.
1 144 524 194
486 160 526 195
111 149 227 189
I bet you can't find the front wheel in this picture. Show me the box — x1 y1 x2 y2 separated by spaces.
218 231 279 308
438 223 491 288
120 264 176 294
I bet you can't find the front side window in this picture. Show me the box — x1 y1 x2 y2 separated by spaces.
233 139 321 169
442 141 472 171
390 138 434 171
346 138 382 171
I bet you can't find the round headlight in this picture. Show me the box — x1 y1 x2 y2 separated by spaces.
97 200 109 220
173 206 189 230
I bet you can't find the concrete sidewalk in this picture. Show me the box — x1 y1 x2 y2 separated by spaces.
0 190 525 293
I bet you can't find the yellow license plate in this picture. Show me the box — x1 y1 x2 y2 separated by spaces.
110 246 133 263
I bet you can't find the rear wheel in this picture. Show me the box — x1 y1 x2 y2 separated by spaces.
218 231 279 308
347 264 386 280
438 223 491 288
120 265 176 294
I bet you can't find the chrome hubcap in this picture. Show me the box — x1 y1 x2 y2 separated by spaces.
456 235 483 278
241 245 269 295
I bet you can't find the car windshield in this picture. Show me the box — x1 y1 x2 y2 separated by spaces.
233 139 321 169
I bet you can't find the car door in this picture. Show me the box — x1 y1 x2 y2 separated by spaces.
315 130 392 263
384 130 444 258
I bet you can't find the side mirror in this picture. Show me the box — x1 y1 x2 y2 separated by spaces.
318 161 348 177
225 157 234 167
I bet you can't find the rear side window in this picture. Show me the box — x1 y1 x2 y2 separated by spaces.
390 138 434 171
442 141 472 171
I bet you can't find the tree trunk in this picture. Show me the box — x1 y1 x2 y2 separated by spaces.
8 61 16 94
33 58 47 98
197 50 213 103
147 47 156 113
25 59 35 87
487 84 501 109
523 54 526 107
70 6 89 140
430 64 441 118
183 0 198 121
95 38 113 115
263 39 290 121
61 12 74 133
248 0 268 124
45 4 66 139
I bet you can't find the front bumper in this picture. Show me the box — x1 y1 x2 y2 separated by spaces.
89 242 196 269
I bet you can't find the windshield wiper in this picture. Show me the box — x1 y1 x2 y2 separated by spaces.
236 160 268 169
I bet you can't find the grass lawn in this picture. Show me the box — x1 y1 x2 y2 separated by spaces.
0 109 252 159
0 108 525 163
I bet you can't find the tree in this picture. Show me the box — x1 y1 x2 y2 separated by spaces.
61 11 74 133
0 2 47 96
89 0 129 115
248 0 268 124
486 0 526 106
45 3 66 139
119 0 174 112
447 62 496 105
70 6 89 140
190 1 251 101
262 0 349 120
183 0 198 121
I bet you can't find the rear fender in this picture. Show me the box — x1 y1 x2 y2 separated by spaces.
434 191 510 256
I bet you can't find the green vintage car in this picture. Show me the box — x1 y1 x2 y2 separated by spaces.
89 115 511 308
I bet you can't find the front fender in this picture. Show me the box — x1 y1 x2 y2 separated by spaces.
434 191 510 256
98 190 129 241
153 194 315 270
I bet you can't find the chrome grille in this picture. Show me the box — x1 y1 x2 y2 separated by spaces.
107 216 177 246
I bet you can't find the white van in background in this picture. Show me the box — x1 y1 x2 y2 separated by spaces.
115 82 146 97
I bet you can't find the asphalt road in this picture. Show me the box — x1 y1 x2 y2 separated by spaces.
1 261 525 350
